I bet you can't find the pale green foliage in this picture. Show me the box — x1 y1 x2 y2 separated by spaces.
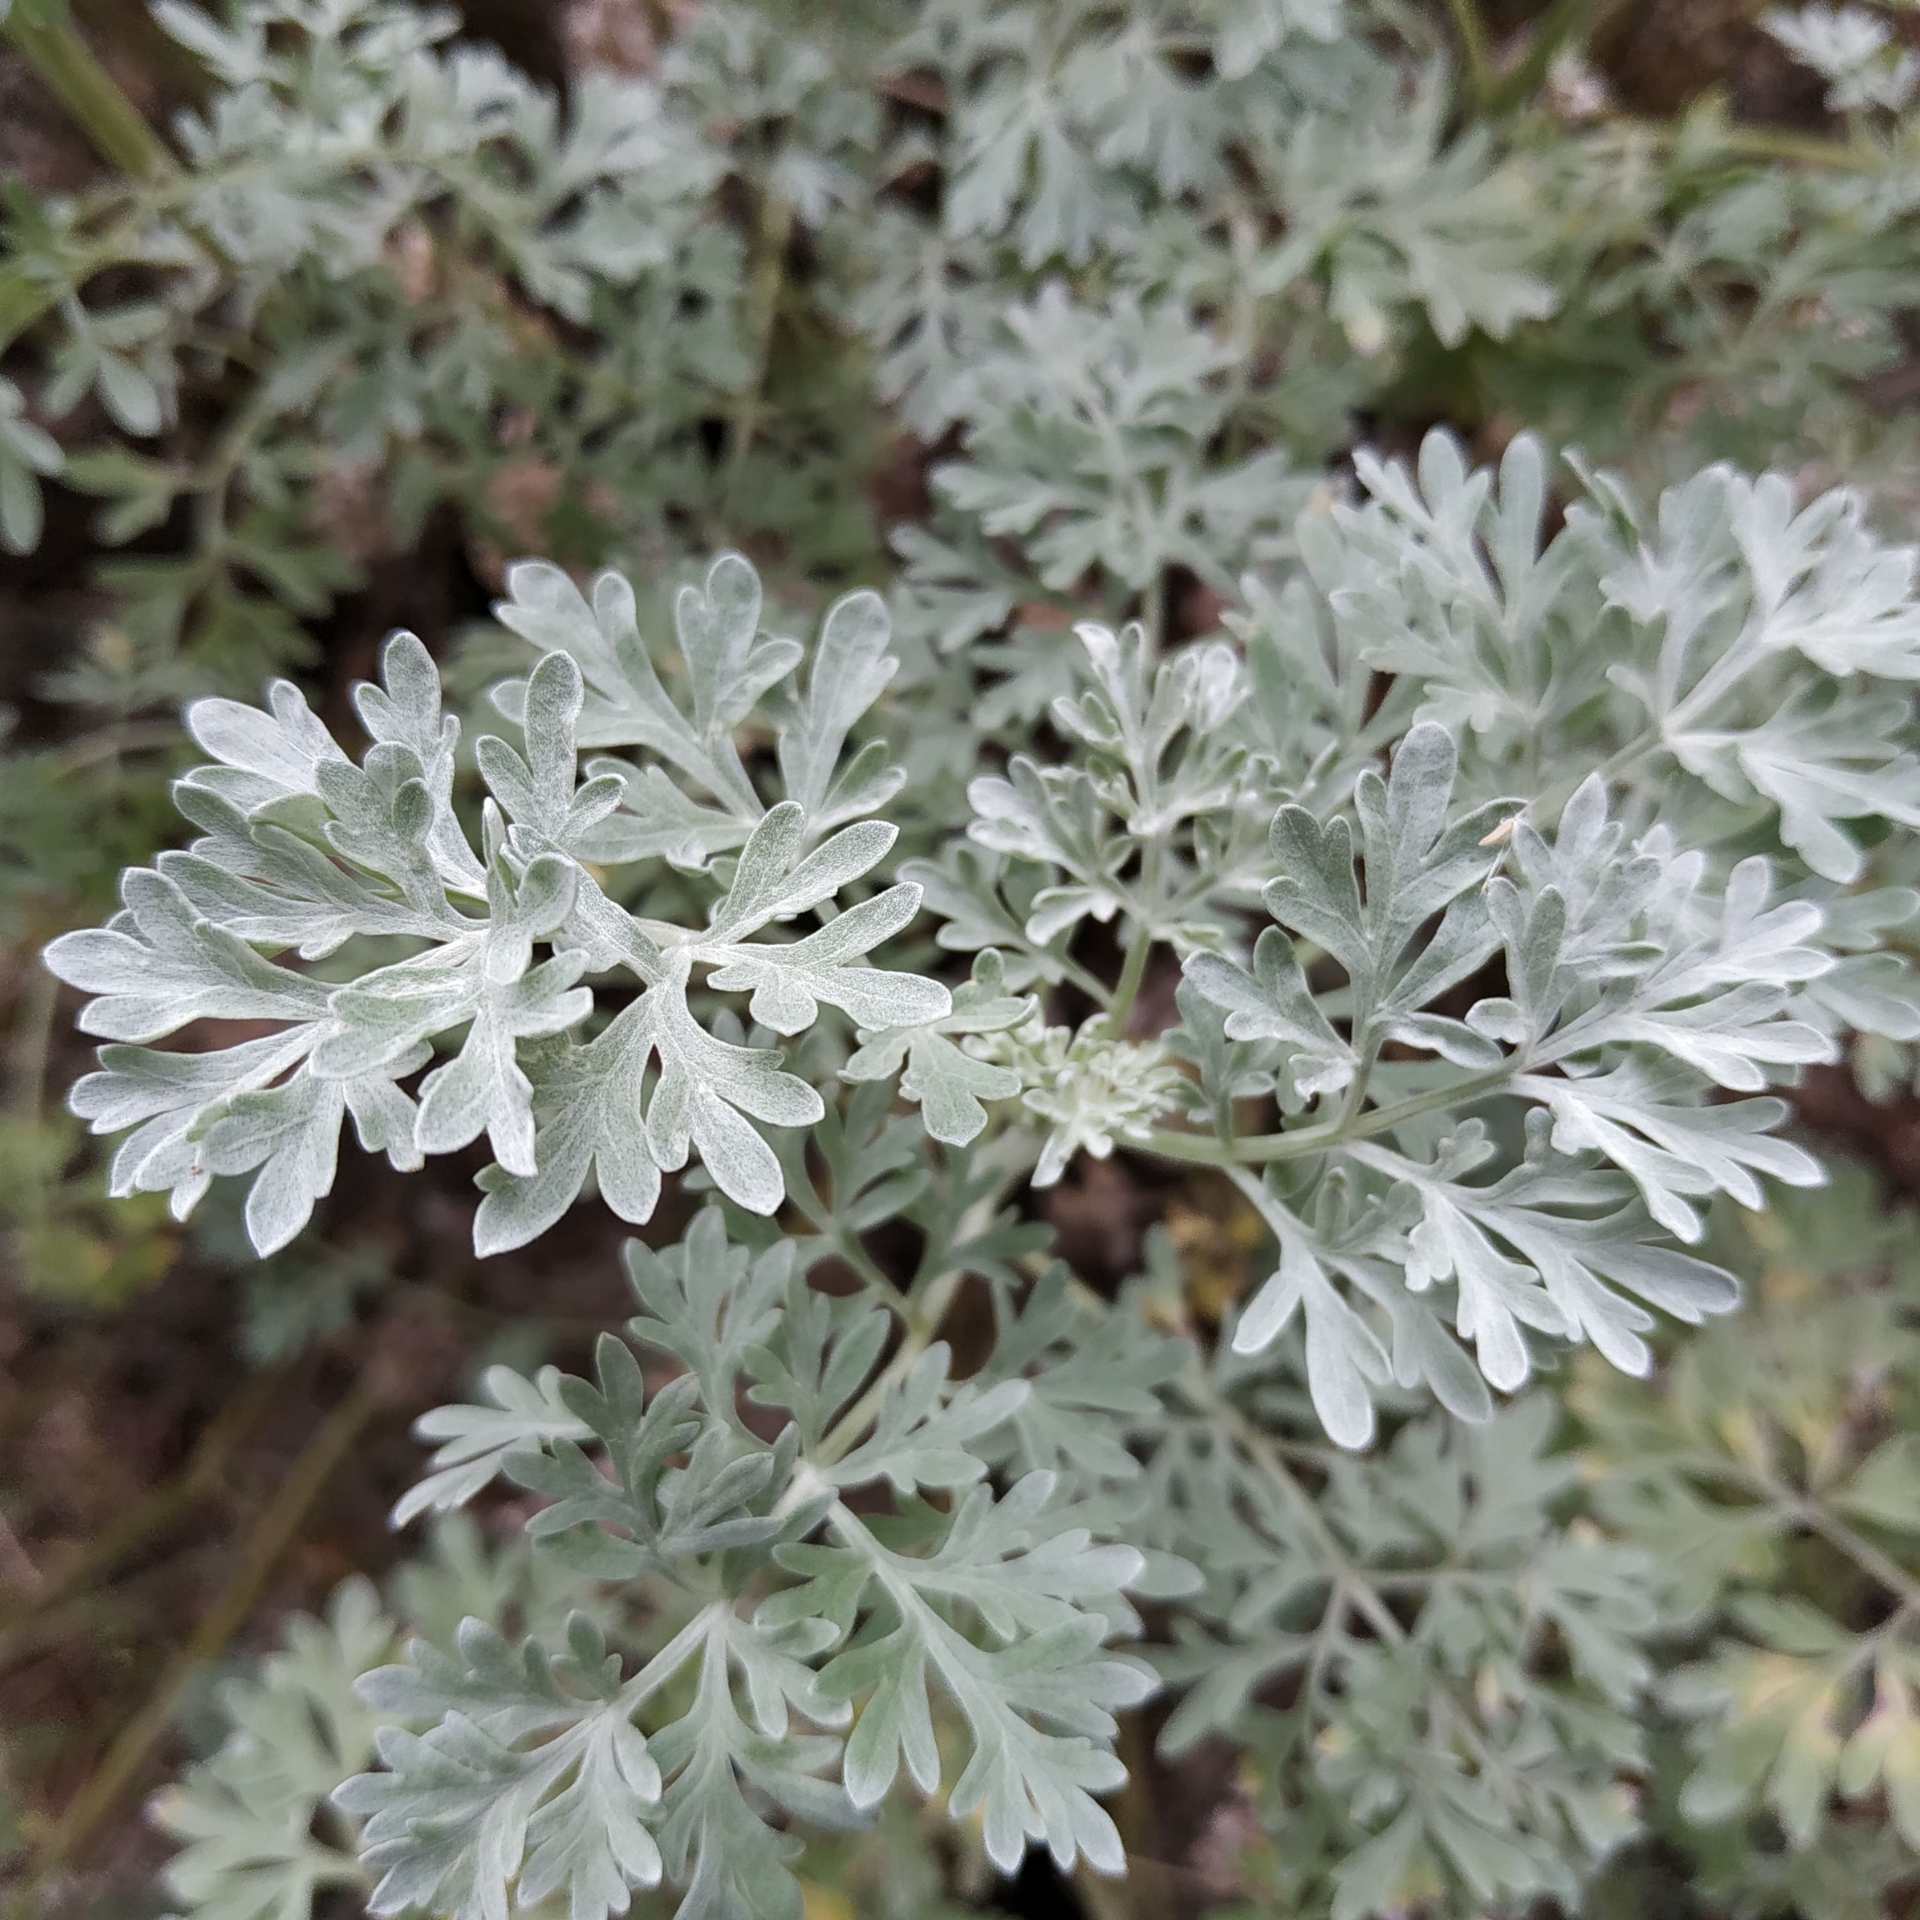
1156 1386 1657 1917
1578 1173 1920 1911
1766 5 1920 115
22 0 1920 1916
4 0 752 676
0 374 60 553
1247 62 1560 354
331 1205 1153 1918
928 284 1316 593
1574 1167 1920 1858
152 1518 606 1920
61 429 1920 1920
155 1575 389 1920
1136 1177 1920 1918
47 555 948 1256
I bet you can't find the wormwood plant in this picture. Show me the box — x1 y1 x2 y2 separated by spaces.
7 0 1920 957
42 420 1920 1918
11 0 1920 1916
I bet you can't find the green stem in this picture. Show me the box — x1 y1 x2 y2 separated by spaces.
614 1604 725 1714
1210 1372 1517 1781
725 175 793 503
1140 1064 1516 1168
4 11 170 182
1443 0 1494 105
1610 1450 1920 1616
1332 1034 1382 1135
812 1145 1037 1468
46 717 184 777
1051 948 1118 1010
1607 114 1908 174
1530 731 1662 823
1780 1490 1920 1613
811 1275 958 1469
1034 1249 1520 1787
790 1189 911 1323
1103 917 1154 1037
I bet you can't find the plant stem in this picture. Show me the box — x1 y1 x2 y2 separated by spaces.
4 10 171 182
1211 1392 1401 1640
812 1146 1035 1468
1608 114 1908 174
1202 1372 1519 1781
1443 0 1494 106
1104 917 1154 1037
1052 949 1118 1010
725 175 794 503
812 1293 951 1469
47 717 185 777
26 1376 380 1889
614 1603 726 1714
1785 1492 1920 1614
0 1578 163 1674
7 965 60 1235
791 1188 911 1322
1140 1064 1515 1168
1332 1035 1381 1135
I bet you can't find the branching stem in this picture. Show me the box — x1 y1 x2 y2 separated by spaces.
1140 1064 1516 1168
812 1144 1038 1467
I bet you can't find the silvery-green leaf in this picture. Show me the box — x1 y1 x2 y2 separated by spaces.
628 1210 795 1422
646 1610 852 1920
69 1028 317 1223
771 1477 1150 1874
412 950 595 1175
692 808 948 1035
823 1344 1030 1495
1675 693 1920 886
966 758 1128 944
339 1613 672 1920
1516 1059 1825 1243
197 1054 427 1257
492 559 769 817
156 825 454 959
352 630 487 893
702 804 896 943
472 1002 663 1257
1231 1223 1390 1449
1353 1124 1742 1381
475 648 623 861
184 676 345 816
643 964 825 1215
774 585 904 826
702 885 948 1035
575 759 752 869
154 1578 391 1920
973 1265 1188 1483
1183 928 1356 1100
46 868 331 1042
394 1364 592 1527
841 948 1034 1145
